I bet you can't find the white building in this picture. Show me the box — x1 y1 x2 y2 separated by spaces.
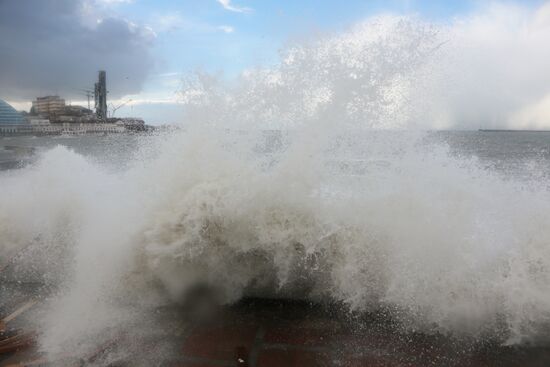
32 96 65 117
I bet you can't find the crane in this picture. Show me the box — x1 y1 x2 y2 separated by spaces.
109 99 133 118
73 88 95 110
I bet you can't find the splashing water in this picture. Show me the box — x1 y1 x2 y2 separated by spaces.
2 16 550 362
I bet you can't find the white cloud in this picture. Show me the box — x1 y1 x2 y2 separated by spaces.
151 13 235 34
156 72 184 78
97 0 134 4
218 25 235 33
217 0 252 14
154 13 185 32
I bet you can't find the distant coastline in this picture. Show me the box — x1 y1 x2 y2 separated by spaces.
478 129 550 132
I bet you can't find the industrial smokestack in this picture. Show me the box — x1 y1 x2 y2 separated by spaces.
94 70 107 121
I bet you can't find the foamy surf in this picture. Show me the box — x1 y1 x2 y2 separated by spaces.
1 14 550 365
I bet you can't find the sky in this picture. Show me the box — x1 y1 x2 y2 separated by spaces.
1 0 549 128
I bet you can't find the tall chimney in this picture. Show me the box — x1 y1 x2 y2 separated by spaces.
94 70 107 120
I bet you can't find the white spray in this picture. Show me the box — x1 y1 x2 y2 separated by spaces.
1 15 550 363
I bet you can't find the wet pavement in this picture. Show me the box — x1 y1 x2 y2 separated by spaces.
3 296 550 367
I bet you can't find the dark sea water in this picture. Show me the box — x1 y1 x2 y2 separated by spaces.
3 131 550 177
432 131 550 180
0 134 144 171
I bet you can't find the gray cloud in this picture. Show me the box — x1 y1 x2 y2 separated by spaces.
0 0 155 101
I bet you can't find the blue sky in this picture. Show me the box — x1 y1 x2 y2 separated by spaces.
119 0 479 77
101 0 546 124
3 0 549 127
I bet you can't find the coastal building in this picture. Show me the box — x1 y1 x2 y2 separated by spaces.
1 72 150 136
31 96 65 117
1 121 125 136
0 99 30 134
0 99 25 125
28 117 50 125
